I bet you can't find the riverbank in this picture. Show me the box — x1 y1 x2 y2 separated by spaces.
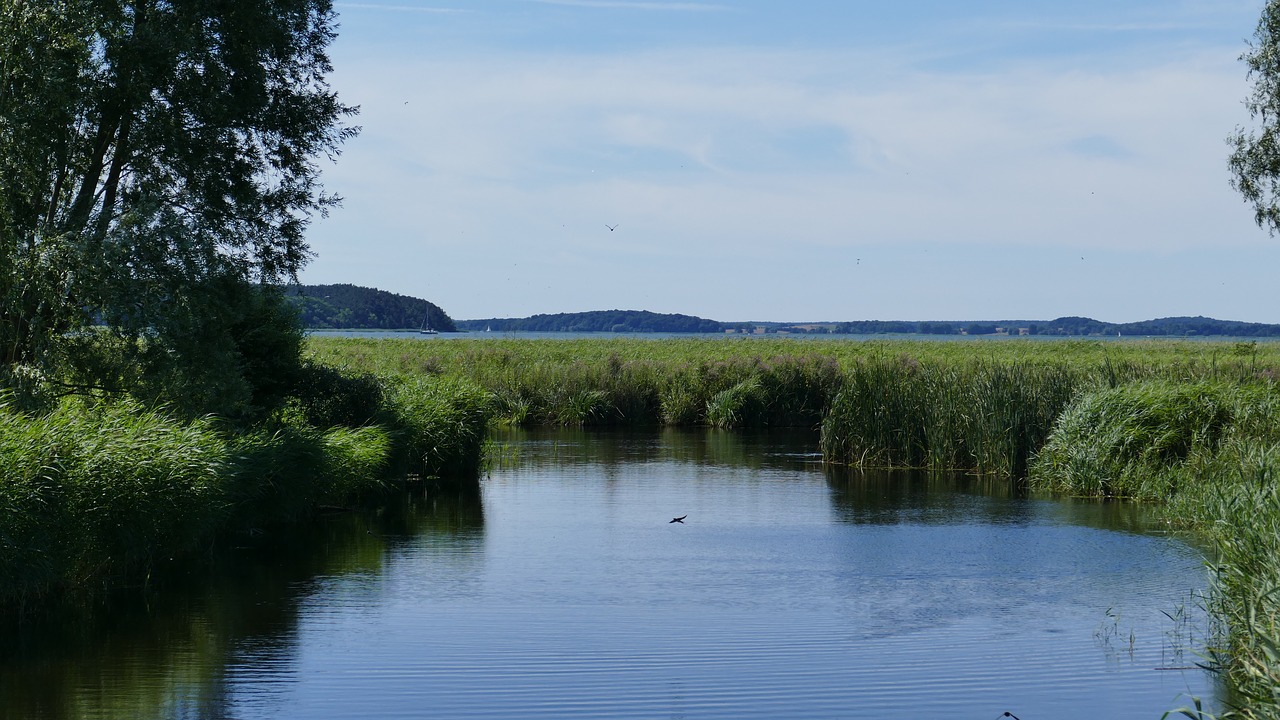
309 335 1280 716
0 368 491 615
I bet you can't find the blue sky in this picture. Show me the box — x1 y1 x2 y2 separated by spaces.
301 0 1280 323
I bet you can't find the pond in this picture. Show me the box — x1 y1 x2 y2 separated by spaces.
0 428 1222 719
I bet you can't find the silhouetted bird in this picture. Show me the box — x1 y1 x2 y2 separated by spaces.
670 515 686 523
606 224 618 231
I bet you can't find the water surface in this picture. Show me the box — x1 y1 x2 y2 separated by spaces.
0 428 1221 719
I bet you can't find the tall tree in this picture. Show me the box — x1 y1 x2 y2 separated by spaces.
0 0 357 413
1230 0 1280 235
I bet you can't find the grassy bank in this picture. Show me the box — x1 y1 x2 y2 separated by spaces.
0 370 492 613
1028 380 1280 718
307 336 1277 473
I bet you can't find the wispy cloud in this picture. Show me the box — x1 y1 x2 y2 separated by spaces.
528 0 728 11
311 6 1272 322
334 3 467 13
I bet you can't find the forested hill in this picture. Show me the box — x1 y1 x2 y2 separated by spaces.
460 312 1280 336
287 284 456 331
285 286 1280 337
814 316 1280 337
456 311 722 333
1052 316 1280 337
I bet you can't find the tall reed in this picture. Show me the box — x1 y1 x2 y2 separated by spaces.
0 399 227 608
0 367 492 612
1029 379 1280 718
1029 382 1236 499
820 357 1082 476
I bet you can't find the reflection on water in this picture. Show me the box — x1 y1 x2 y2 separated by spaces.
0 484 484 720
0 429 1223 719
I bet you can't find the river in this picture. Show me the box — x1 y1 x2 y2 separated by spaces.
0 428 1222 719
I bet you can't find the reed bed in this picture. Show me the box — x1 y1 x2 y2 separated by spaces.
308 336 1267 474
0 369 492 612
1027 379 1280 718
819 357 1082 476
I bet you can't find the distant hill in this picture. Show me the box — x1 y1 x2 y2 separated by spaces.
287 284 456 331
283 285 1280 337
456 310 722 334
463 312 1280 337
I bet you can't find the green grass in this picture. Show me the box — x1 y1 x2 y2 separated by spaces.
0 399 228 609
1027 379 1280 718
0 368 493 613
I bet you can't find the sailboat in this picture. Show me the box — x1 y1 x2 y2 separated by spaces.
419 313 439 335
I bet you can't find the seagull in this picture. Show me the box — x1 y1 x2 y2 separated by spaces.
606 224 618 231
670 515 686 524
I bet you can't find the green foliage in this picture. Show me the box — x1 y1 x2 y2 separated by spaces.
457 309 721 333
287 360 385 429
381 376 493 478
821 358 1081 476
1027 380 1280 717
288 283 456 331
0 398 228 607
0 0 355 416
1198 442 1280 719
1030 382 1240 499
0 364 493 610
128 278 307 421
1231 0 1280 237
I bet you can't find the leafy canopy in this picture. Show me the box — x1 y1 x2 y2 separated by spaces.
0 0 357 416
1230 0 1280 235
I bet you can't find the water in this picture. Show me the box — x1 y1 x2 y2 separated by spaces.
0 429 1222 719
305 329 1280 342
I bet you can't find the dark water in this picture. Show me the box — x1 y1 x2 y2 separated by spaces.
0 429 1221 719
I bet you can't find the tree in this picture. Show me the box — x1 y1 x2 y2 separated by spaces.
0 0 357 415
1230 0 1280 235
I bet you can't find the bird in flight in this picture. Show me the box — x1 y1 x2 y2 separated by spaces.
670 515 686 524
606 224 618 231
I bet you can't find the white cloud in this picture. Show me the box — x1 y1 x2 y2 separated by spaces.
310 35 1270 319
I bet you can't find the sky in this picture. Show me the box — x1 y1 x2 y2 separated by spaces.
300 0 1280 324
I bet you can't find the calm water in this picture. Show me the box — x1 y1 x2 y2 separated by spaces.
305 329 1279 342
0 429 1222 719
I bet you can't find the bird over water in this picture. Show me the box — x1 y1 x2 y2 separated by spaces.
670 515 686 523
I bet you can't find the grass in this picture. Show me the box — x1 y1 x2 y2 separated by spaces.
0 368 493 613
1027 378 1280 718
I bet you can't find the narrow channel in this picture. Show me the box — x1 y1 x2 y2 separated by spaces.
0 428 1222 719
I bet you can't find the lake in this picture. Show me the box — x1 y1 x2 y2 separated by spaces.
0 428 1222 719
305 329 1278 343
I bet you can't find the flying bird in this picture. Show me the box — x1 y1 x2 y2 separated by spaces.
606 224 618 231
670 515 686 524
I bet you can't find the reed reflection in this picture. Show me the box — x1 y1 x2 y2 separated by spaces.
0 480 486 720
